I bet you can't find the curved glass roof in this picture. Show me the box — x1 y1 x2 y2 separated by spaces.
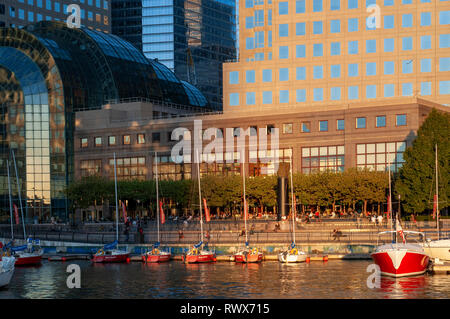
181 81 208 107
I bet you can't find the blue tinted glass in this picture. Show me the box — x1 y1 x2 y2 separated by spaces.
348 41 359 54
384 15 394 29
440 81 450 95
296 44 306 58
331 87 341 100
440 34 450 48
279 68 289 81
331 0 340 10
349 86 359 100
279 24 289 37
421 12 431 26
402 37 413 50
313 21 323 34
229 71 239 84
279 46 289 59
337 119 345 130
396 115 407 126
348 0 358 9
245 16 254 29
296 23 306 35
331 42 341 55
439 11 450 25
402 83 413 96
384 61 395 75
384 84 395 97
229 93 239 106
376 116 386 127
296 0 305 13
246 92 256 105
384 0 394 5
384 38 395 52
348 63 359 77
313 43 323 57
331 20 341 33
296 89 306 102
313 0 323 12
348 18 359 32
331 64 341 78
313 66 323 79
279 90 289 103
246 70 255 83
421 35 431 49
262 91 273 104
366 39 376 53
402 14 413 27
402 60 413 74
440 57 450 71
356 117 366 128
421 82 431 96
366 62 376 75
296 67 306 80
319 120 328 131
366 85 377 98
262 69 272 82
313 88 324 101
279 2 289 14
421 58 432 72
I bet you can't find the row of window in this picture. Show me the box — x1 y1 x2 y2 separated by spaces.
80 133 168 148
246 0 449 12
229 82 450 105
16 0 108 10
229 58 450 84
245 34 450 53
9 7 109 25
247 12 449 32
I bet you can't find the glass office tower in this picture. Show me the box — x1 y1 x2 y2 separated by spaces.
0 21 210 223
112 0 237 111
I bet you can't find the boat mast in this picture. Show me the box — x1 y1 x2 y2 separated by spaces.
7 159 14 240
196 149 204 242
11 150 26 240
243 156 248 245
435 144 439 240
289 155 295 246
155 151 160 243
113 152 119 242
387 152 394 243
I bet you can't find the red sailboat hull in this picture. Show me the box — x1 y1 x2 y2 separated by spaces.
371 250 429 277
143 254 171 263
92 253 129 263
234 252 263 263
182 254 215 264
15 254 42 266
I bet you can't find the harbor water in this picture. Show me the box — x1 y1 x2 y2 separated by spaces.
0 259 449 299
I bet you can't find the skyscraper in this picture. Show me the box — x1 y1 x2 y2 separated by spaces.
0 0 111 32
111 0 237 110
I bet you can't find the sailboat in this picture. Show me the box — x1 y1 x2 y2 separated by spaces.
423 144 450 261
278 156 307 263
233 157 263 263
371 155 430 277
0 253 15 288
142 152 171 263
9 151 43 266
92 153 129 263
181 150 215 264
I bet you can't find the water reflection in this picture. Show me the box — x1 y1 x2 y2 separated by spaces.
0 260 449 299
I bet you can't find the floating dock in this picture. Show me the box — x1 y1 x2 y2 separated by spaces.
432 261 450 274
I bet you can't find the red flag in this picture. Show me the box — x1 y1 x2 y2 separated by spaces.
159 201 165 224
432 194 437 219
243 199 249 220
396 219 406 244
203 198 210 222
13 204 19 225
122 203 128 223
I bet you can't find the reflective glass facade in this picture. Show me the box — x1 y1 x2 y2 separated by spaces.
0 21 209 223
114 0 237 111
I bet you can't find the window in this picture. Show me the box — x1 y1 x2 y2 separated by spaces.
440 57 450 71
337 119 345 130
313 88 324 101
366 39 376 53
279 1 289 15
296 0 305 13
152 132 161 143
246 70 255 83
279 68 289 81
262 91 272 104
402 60 413 74
331 42 341 56
402 37 413 51
356 117 366 128
245 16 254 29
255 9 264 26
81 138 88 148
313 65 323 79
246 92 256 105
331 20 341 33
421 12 431 26
296 22 306 35
246 37 254 50
384 38 395 52
301 122 310 133
348 18 359 32
384 15 394 29
331 64 341 78
137 134 145 144
111 157 147 180
296 67 306 80
229 71 239 84
313 21 323 34
439 11 450 25
331 87 341 100
123 135 131 145
279 24 289 37
279 46 289 59
396 115 407 126
421 35 431 49
348 63 359 77
356 142 406 172
245 0 253 8
279 90 289 103
348 41 359 54
229 93 239 106
440 81 450 95
296 89 306 102
440 34 450 48
384 84 395 97
295 44 306 58
109 136 116 146
421 82 431 96
366 85 377 99
349 86 359 100
255 31 264 48
348 0 358 9
319 120 328 132
95 137 102 147
80 160 102 177
313 43 323 57
313 0 323 12
301 146 345 174
262 69 272 82
402 83 413 96
366 62 377 76
331 0 341 10
376 116 386 128
421 59 432 73
384 61 395 75
402 14 413 28
283 123 293 134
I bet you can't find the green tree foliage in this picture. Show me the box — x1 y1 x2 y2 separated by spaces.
396 109 450 214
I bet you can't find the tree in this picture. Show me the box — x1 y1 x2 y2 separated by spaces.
396 109 450 214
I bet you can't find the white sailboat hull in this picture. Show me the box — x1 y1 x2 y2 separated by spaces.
423 239 450 261
0 256 15 288
278 251 307 263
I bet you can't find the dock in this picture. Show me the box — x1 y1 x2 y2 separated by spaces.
432 261 450 274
